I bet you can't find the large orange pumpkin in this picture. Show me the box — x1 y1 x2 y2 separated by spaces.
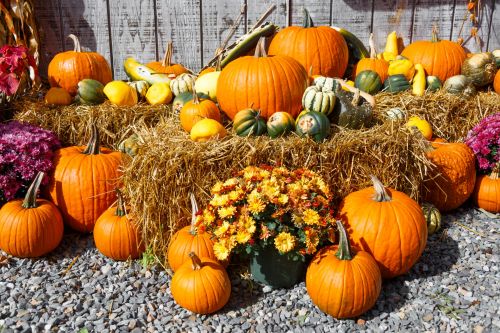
93 189 145 260
355 33 389 83
401 28 466 83
423 142 476 212
217 38 308 120
179 88 221 132
472 169 499 213
48 34 112 95
48 125 124 233
339 176 427 279
306 221 381 318
494 70 500 94
0 172 63 258
146 41 189 77
268 8 348 78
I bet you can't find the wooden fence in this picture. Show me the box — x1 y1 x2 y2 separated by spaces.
36 0 499 79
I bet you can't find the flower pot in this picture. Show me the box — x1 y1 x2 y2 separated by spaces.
249 244 306 288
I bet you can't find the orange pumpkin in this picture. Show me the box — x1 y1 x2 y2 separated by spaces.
401 28 466 83
48 34 112 95
48 125 124 233
93 189 145 260
268 8 348 78
146 41 189 77
339 176 427 279
472 169 499 213
179 87 221 132
424 142 476 212
167 194 220 272
306 221 381 318
494 70 500 94
0 172 63 258
355 33 389 83
171 252 231 314
217 38 309 120
198 67 216 78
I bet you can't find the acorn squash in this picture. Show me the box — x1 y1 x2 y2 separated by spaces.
233 108 267 136
354 70 382 94
267 111 295 138
295 110 330 142
76 79 105 105
383 74 411 93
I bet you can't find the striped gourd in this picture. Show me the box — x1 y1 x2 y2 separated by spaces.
170 73 197 96
302 86 336 116
313 76 338 92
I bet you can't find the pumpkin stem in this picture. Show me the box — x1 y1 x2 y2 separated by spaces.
489 163 500 180
215 51 223 72
254 37 267 58
162 41 173 67
22 171 44 209
368 33 377 59
335 220 353 261
191 78 200 104
189 252 203 270
351 89 361 106
115 189 126 217
370 175 392 202
68 34 81 52
303 8 314 28
189 192 199 234
83 124 101 155
431 25 439 43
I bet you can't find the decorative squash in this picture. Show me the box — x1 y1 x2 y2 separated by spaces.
168 194 221 271
355 33 389 83
295 110 330 142
385 107 406 121
123 57 172 85
421 202 442 236
401 27 466 82
146 41 188 77
198 67 216 77
180 88 221 132
194 71 220 102
45 87 72 105
426 76 442 92
332 87 373 129
423 142 476 212
170 73 197 96
494 71 500 94
388 57 415 81
313 76 338 92
48 125 124 232
267 111 295 138
217 37 308 120
472 169 500 213
331 26 369 79
127 80 150 101
268 9 349 78
103 81 138 106
190 119 227 142
118 134 141 157
48 34 112 95
93 189 144 260
461 52 496 87
0 172 64 258
171 252 231 314
145 82 173 105
383 74 411 93
492 49 500 68
412 64 426 96
443 75 476 98
339 175 427 278
406 116 432 140
76 79 106 105
233 108 267 136
302 85 337 116
355 70 382 95
306 221 381 318
172 91 210 114
382 31 399 61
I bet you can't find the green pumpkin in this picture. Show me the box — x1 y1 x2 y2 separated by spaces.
302 86 336 116
443 75 476 98
295 110 330 142
233 108 267 136
422 202 441 236
76 79 106 105
172 91 210 114
127 80 150 100
267 111 295 138
355 70 382 94
426 76 442 92
331 87 373 129
492 50 500 69
118 134 140 157
383 74 411 93
461 52 496 87
313 76 338 92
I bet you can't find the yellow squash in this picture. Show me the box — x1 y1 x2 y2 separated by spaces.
146 82 173 105
382 31 399 61
406 116 432 140
190 119 227 142
412 64 426 96
103 81 138 106
388 58 415 81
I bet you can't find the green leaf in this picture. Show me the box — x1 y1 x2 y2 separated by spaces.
78 329 89 333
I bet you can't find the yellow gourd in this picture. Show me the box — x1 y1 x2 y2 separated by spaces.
388 58 415 81
342 80 355 91
383 31 399 61
406 116 432 140
412 64 426 96
44 87 73 105
194 71 220 102
146 82 173 105
103 81 138 106
190 119 227 142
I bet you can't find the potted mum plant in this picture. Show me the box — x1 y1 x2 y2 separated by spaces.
195 165 336 288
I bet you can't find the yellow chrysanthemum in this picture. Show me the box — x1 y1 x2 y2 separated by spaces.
261 181 280 199
218 206 237 219
202 210 215 225
302 209 321 226
228 189 244 201
213 241 230 261
247 196 266 214
214 221 231 237
274 232 296 253
210 194 229 207
211 182 224 194
278 194 289 205
242 215 256 234
236 230 251 244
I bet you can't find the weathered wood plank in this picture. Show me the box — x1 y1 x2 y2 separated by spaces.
372 0 415 52
487 2 499 50
201 0 246 68
290 0 331 26
35 0 63 78
156 0 202 72
246 0 288 29
330 0 373 52
60 0 112 73
108 0 157 80
451 0 494 53
411 0 456 43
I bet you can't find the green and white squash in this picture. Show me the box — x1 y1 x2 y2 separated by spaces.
355 70 382 95
170 73 197 96
118 134 141 157
76 79 106 105
426 76 442 92
302 85 336 116
267 111 295 138
332 87 373 129
492 49 500 69
443 75 476 98
461 52 496 87
383 74 411 93
295 110 330 142
313 76 338 92
385 108 406 121
422 202 441 236
123 58 172 85
233 108 267 136
127 80 149 100
172 91 210 114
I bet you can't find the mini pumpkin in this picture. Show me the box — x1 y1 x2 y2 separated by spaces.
267 111 295 138
180 87 221 132
494 70 500 94
355 33 389 83
45 87 73 105
302 85 337 116
421 202 442 236
472 169 500 213
146 41 189 77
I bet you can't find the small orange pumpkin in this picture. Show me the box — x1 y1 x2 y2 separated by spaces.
0 172 64 258
93 189 145 260
494 70 500 94
179 87 221 132
355 33 389 83
146 41 189 77
472 168 500 213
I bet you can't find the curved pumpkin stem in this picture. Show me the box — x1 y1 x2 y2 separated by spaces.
431 25 439 43
334 78 376 108
490 163 500 180
351 89 361 106
303 8 314 28
215 52 223 72
368 33 377 59
191 78 200 105
370 175 392 202
189 252 202 270
335 220 353 260
254 37 267 58
22 171 44 209
83 124 101 155
189 193 199 234
68 34 81 52
115 189 126 217
161 41 173 67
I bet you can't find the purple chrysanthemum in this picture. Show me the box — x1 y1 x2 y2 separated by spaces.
465 113 500 173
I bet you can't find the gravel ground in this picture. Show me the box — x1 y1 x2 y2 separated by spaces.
0 205 498 333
